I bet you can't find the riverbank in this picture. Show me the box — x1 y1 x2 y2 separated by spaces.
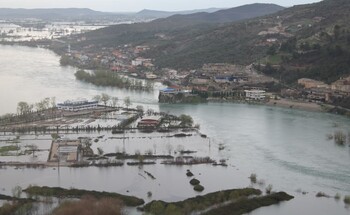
266 98 323 112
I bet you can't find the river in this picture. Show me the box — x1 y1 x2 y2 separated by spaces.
0 45 349 214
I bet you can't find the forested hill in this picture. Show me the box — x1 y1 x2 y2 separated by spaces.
257 0 350 84
70 0 350 84
146 0 350 84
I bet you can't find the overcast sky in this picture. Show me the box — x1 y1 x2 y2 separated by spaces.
0 0 322 12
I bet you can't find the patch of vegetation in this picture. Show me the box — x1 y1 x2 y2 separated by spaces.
142 188 262 215
0 145 20 155
334 131 347 145
316 192 330 198
23 186 144 206
334 193 341 200
204 192 294 215
51 195 123 215
186 170 194 177
344 195 350 205
0 203 18 215
0 193 35 215
194 184 205 192
249 173 257 184
75 70 153 91
189 178 200 186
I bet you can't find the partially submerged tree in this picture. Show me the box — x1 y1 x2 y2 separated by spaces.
100 93 111 107
124 96 131 109
179 114 193 127
334 131 346 145
111 97 119 107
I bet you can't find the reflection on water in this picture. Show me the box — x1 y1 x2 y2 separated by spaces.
0 45 350 215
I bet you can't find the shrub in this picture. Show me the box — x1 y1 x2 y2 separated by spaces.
149 201 165 215
316 192 330 198
344 195 350 205
333 193 341 200
249 174 257 184
190 179 200 186
51 196 123 215
194 185 205 192
334 131 346 145
164 204 182 215
186 170 194 177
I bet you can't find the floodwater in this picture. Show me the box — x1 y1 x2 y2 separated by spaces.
0 45 350 214
0 22 106 41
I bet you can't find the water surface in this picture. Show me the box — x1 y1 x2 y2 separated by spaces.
0 45 350 214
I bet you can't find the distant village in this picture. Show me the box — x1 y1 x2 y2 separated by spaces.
59 40 350 113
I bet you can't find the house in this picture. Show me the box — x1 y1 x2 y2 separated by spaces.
131 59 143 66
191 78 210 85
303 88 331 103
145 73 158 79
214 76 232 83
298 78 329 89
331 76 350 93
48 139 82 163
244 90 266 100
57 99 98 111
137 117 160 129
131 57 152 67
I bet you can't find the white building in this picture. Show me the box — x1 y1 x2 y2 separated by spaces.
57 99 98 111
132 59 143 66
244 90 266 100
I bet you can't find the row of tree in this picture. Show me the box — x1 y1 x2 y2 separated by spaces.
93 93 132 109
16 97 56 115
75 70 154 91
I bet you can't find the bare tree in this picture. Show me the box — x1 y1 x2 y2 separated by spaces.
100 93 111 107
17 101 32 115
111 97 118 107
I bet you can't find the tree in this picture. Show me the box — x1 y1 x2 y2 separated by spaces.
17 101 32 115
35 98 50 111
145 81 154 91
150 201 165 215
111 97 118 107
179 114 193 127
50 97 56 109
93 95 101 103
124 96 131 109
136 105 144 113
100 93 111 107
12 185 22 198
164 204 182 215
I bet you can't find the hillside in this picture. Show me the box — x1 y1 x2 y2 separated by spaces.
159 4 284 24
146 0 350 84
73 3 284 48
135 8 222 18
68 0 350 84
257 0 350 84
